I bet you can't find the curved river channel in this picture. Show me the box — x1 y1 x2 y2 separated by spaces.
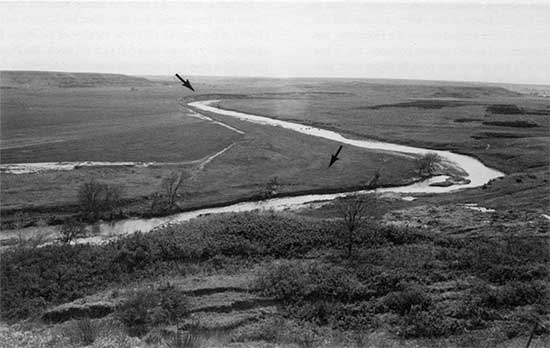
2 100 504 244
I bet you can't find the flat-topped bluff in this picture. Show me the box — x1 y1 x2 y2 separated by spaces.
0 70 157 88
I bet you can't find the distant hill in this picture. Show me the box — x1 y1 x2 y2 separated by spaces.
0 71 157 88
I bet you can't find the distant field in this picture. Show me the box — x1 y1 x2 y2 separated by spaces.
1 87 241 162
0 75 419 215
1 104 418 211
217 84 550 173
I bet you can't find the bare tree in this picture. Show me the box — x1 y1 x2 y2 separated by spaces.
337 171 380 258
13 212 30 249
78 180 105 220
415 152 441 177
337 195 377 258
77 180 124 221
103 184 123 218
160 171 187 210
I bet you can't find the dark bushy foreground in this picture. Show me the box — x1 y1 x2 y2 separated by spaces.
256 231 550 338
1 210 549 340
0 212 335 320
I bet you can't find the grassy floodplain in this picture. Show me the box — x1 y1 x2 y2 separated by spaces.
1 74 421 225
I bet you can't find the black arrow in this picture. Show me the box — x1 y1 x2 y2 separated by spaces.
328 145 343 168
175 73 195 92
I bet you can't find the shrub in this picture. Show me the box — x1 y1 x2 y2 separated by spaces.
256 260 370 302
59 219 87 244
374 225 432 245
475 281 549 309
286 300 375 330
1 244 113 320
380 286 432 315
67 318 99 346
78 180 123 221
169 329 201 348
116 284 189 337
397 306 463 338
463 237 549 283
415 152 441 177
294 329 319 348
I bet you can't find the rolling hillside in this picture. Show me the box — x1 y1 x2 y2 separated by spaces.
0 71 157 88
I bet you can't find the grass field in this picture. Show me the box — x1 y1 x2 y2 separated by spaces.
1 74 423 222
1 101 417 213
1 86 240 162
217 83 550 174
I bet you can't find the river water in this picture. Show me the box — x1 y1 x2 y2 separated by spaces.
1 100 504 244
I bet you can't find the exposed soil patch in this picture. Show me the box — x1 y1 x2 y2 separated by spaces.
42 302 116 323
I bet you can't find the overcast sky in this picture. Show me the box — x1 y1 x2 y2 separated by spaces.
1 1 549 84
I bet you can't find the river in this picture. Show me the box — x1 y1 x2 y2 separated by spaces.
1 100 504 244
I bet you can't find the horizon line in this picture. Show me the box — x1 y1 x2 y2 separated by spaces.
2 69 549 87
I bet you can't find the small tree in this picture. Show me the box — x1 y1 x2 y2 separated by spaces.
337 194 378 258
415 153 441 177
262 176 280 198
151 171 188 214
13 212 30 249
77 180 123 221
59 219 87 244
78 180 104 220
103 184 123 215
337 170 381 258
162 171 186 209
367 169 381 188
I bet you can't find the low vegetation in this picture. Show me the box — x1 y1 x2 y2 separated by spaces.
116 284 189 337
58 219 87 244
2 208 548 343
255 230 549 338
365 100 470 110
0 212 335 320
486 104 524 115
66 318 99 346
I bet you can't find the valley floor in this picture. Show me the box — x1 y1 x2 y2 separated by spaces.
1 77 549 348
